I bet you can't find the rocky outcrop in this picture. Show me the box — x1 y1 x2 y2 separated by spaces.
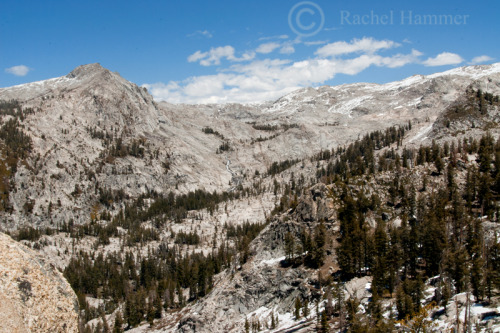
0 232 79 333
172 184 338 333
294 183 335 223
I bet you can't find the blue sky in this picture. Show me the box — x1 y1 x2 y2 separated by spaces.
1 0 499 103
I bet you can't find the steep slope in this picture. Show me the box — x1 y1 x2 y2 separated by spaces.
1 63 500 231
0 232 79 332
171 184 334 333
0 64 259 229
167 130 500 332
2 63 500 332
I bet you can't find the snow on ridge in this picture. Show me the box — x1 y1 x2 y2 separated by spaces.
0 75 76 91
328 95 371 116
263 63 500 116
378 75 426 91
0 75 82 101
428 62 500 80
263 88 318 114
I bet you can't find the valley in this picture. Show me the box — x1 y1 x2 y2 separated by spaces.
0 63 500 332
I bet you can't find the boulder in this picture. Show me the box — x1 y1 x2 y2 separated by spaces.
0 232 79 333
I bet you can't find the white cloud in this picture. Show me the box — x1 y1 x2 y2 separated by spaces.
258 34 289 41
256 42 280 54
187 30 213 38
280 44 295 55
145 41 423 104
187 50 207 63
381 49 423 68
256 41 297 55
422 52 463 66
145 37 474 104
304 40 328 46
5 65 30 76
187 46 255 66
315 37 399 57
469 55 494 65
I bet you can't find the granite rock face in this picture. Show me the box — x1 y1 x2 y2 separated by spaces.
1 63 500 231
0 232 79 333
173 184 336 333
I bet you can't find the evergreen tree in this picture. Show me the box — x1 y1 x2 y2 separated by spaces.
154 294 162 319
102 313 110 333
396 284 414 320
337 194 361 278
302 299 309 319
469 219 485 300
147 300 155 327
244 318 250 333
284 232 295 262
294 297 302 320
310 222 326 268
434 155 444 174
113 311 123 333
372 221 388 295
441 281 451 310
478 133 494 173
320 311 329 333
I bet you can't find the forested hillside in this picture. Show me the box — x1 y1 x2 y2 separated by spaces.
1 63 500 332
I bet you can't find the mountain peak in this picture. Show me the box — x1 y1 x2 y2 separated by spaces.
66 63 109 79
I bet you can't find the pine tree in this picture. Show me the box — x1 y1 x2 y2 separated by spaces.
486 236 500 296
294 297 302 320
102 313 110 333
337 194 361 278
311 221 326 268
320 311 329 333
302 299 309 319
284 232 295 262
244 318 250 333
478 172 493 216
396 283 414 320
154 293 162 318
369 288 383 323
372 221 388 295
421 210 446 276
124 294 134 328
147 300 155 327
478 133 493 173
441 281 451 310
434 155 444 174
469 220 485 300
113 311 123 333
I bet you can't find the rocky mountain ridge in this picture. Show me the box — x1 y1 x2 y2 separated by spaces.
1 63 500 332
1 62 499 231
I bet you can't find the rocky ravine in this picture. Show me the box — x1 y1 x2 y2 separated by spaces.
149 184 336 333
0 232 79 333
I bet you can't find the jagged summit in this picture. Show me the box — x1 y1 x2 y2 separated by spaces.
66 63 108 79
0 63 131 102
